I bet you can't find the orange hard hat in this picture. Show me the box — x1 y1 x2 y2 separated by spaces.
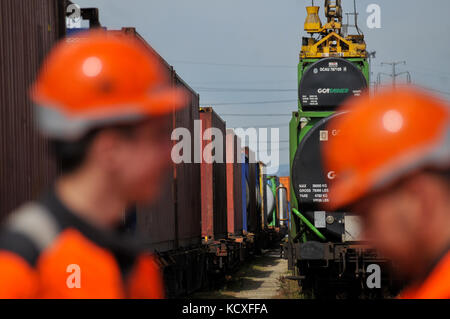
323 86 450 211
30 30 189 140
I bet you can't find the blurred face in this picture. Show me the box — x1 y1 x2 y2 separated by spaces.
352 180 425 279
95 115 173 203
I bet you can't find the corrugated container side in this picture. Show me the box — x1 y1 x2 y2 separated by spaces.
115 28 177 251
136 116 176 252
0 0 66 220
174 73 202 247
200 110 214 239
121 28 201 250
200 108 227 240
211 109 227 239
226 130 243 235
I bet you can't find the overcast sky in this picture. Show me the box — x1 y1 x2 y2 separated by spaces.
73 0 450 174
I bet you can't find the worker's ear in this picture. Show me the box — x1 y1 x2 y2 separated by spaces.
404 172 440 222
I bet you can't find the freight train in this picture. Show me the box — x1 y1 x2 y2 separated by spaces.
1 1 394 299
284 1 398 298
67 11 288 297
0 2 288 298
113 28 286 297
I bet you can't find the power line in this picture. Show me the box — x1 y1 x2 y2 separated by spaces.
377 61 411 89
170 59 294 69
420 86 450 96
254 147 290 151
237 139 289 143
404 64 450 77
196 87 296 92
202 99 296 106
410 70 450 80
259 141 289 143
190 79 295 85
234 123 289 128
219 113 292 117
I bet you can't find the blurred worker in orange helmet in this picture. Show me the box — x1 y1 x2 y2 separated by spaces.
323 86 450 299
0 30 189 298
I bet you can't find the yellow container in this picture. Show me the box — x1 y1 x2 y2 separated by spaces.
304 6 322 32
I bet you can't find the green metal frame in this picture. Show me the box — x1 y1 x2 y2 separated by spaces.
289 57 370 244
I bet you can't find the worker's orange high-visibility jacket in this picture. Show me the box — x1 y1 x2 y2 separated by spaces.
398 250 450 299
0 190 165 299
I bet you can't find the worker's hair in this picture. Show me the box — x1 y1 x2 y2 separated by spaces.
423 167 450 188
49 123 140 174
440 168 450 190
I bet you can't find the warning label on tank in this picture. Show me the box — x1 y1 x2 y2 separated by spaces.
301 94 318 105
297 183 329 203
319 130 328 141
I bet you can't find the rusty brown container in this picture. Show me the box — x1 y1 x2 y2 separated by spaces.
119 28 201 250
136 110 177 251
199 107 227 241
173 74 201 248
226 129 243 235
0 0 66 220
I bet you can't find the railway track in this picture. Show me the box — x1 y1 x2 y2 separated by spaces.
190 248 301 299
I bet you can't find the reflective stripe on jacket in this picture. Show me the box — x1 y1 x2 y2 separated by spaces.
0 190 165 299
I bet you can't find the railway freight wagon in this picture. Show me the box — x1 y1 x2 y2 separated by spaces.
199 109 243 275
104 27 276 297
286 1 393 298
106 28 205 297
2 2 284 298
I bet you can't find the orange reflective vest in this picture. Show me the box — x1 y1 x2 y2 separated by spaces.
398 251 450 299
0 190 165 299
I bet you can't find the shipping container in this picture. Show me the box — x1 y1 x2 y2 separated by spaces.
225 129 243 236
114 28 202 250
199 107 227 241
243 148 259 233
0 0 67 220
173 74 201 248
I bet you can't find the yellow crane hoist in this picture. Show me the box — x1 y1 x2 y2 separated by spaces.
301 0 366 59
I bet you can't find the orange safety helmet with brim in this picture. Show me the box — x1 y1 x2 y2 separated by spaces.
322 86 450 211
30 30 189 140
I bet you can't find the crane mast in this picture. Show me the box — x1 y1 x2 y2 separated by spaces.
301 0 366 59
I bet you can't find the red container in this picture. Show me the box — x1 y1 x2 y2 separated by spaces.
226 130 243 235
200 107 227 240
0 0 66 219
